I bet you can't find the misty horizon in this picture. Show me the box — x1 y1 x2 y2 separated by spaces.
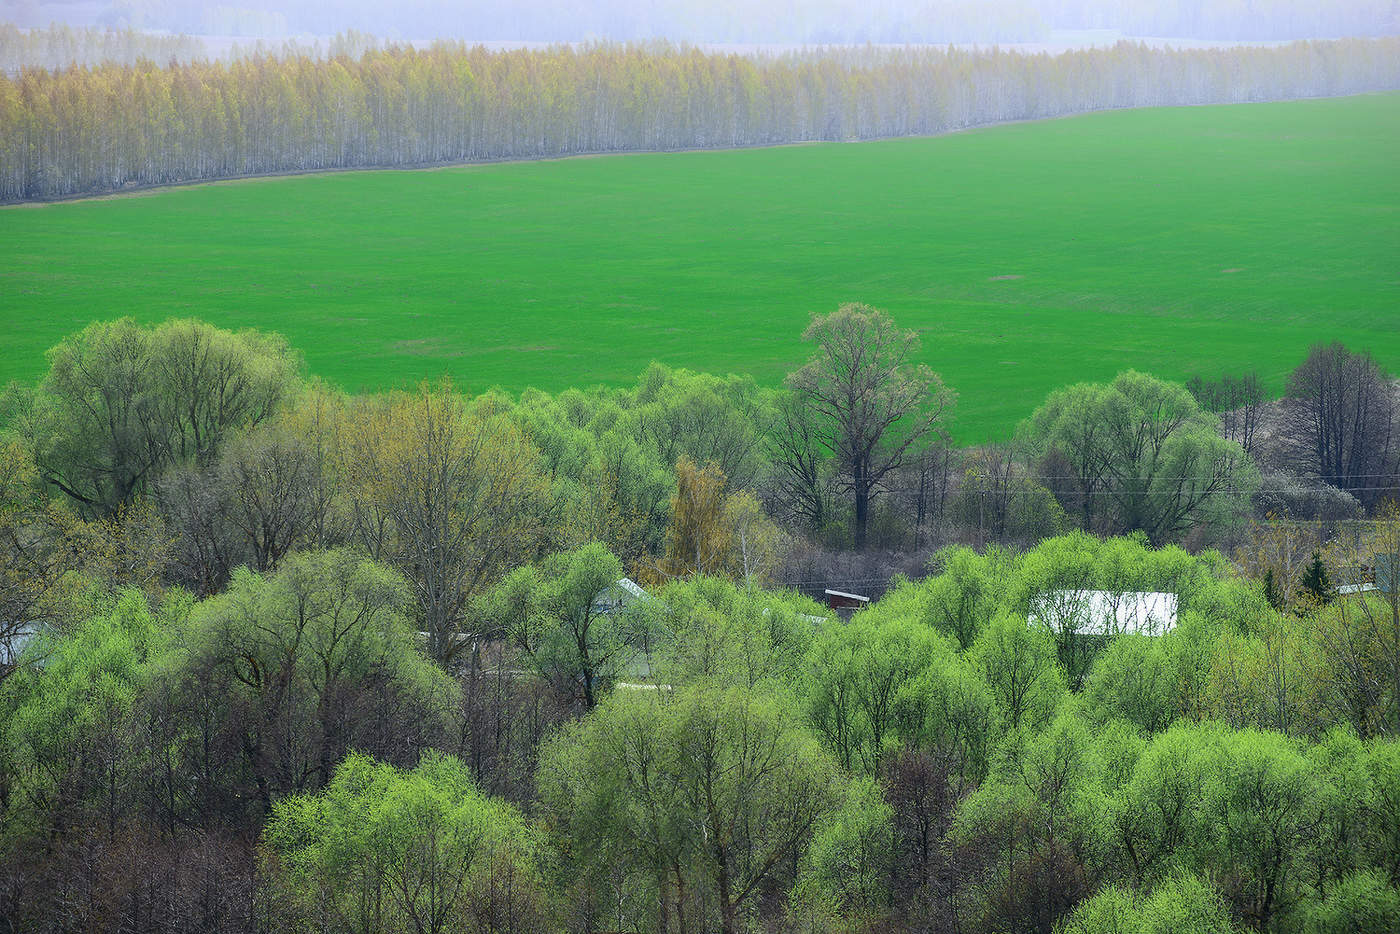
5 0 1397 46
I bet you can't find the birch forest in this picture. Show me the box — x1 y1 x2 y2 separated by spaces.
2 35 1398 202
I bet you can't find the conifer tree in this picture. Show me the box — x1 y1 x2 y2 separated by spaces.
1302 551 1333 605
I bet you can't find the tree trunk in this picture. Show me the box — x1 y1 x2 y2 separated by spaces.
578 620 596 709
656 864 670 934
674 864 688 934
716 845 737 934
853 461 869 551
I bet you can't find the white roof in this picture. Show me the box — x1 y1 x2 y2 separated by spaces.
1029 590 1178 637
614 578 650 601
592 577 654 615
762 606 833 625
1338 583 1378 595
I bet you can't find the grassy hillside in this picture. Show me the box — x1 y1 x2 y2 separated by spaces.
2 93 1397 441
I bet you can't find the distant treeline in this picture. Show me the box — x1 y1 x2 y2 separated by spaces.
0 24 208 71
2 36 1397 202
0 23 391 72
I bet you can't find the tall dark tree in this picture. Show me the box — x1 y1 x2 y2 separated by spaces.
786 304 954 551
1284 342 1398 509
767 389 831 532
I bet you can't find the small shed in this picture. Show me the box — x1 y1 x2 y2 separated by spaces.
825 589 870 618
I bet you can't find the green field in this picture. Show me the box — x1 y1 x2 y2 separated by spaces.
3 93 1398 441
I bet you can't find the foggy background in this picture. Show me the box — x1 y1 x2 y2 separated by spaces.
4 0 1397 45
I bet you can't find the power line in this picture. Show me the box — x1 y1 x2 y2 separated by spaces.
775 576 911 587
894 472 1400 482
871 481 1400 496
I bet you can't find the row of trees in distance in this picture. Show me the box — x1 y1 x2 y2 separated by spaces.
0 24 396 72
0 24 206 71
2 35 1398 200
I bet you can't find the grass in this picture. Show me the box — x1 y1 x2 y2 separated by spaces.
2 93 1398 442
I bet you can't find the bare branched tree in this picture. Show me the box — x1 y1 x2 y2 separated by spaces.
1283 342 1398 509
766 390 831 531
1187 371 1265 454
350 384 550 663
786 304 954 551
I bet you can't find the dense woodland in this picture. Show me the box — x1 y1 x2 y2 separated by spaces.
2 308 1400 932
2 34 1399 201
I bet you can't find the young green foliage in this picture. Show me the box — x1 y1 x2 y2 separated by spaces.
489 541 637 710
263 751 547 934
539 683 871 934
156 548 457 814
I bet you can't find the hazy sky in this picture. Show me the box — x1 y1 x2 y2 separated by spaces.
7 0 1397 44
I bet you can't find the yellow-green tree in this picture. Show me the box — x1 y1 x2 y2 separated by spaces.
657 456 786 586
347 383 550 662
